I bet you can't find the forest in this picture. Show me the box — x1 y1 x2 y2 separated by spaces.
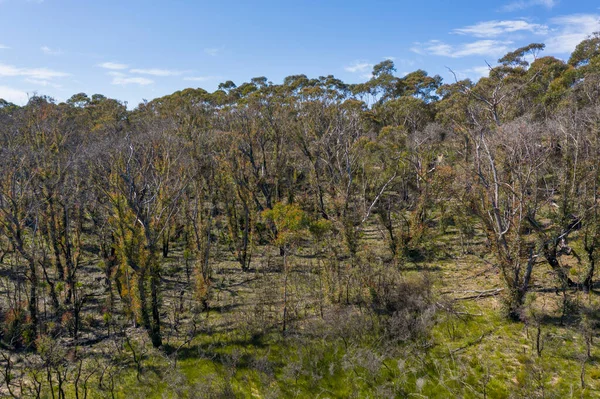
0 34 600 398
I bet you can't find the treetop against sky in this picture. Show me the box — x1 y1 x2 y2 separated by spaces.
0 0 598 106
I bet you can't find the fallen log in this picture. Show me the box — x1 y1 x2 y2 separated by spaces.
454 288 504 301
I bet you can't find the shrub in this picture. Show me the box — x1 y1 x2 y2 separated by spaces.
371 274 437 343
2 307 27 348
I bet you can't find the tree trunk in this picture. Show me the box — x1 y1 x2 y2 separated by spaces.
162 231 169 258
282 249 288 335
583 251 595 292
543 245 575 287
27 259 39 340
149 262 162 348
240 202 251 271
137 265 151 333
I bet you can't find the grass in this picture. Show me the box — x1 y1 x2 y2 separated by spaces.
16 222 600 398
96 286 600 398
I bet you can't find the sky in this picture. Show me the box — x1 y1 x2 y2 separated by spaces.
0 0 599 107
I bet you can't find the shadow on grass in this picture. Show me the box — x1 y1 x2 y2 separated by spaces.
401 264 442 272
162 332 272 370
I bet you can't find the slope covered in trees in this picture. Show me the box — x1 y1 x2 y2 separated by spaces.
0 35 600 397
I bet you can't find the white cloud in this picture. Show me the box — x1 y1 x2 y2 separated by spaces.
204 47 222 56
455 40 512 57
412 40 512 58
501 0 558 12
111 76 153 86
448 66 491 82
107 71 125 77
98 62 129 70
471 66 491 77
130 68 183 77
103 67 154 85
0 63 68 80
0 44 9 50
453 20 548 38
184 76 219 82
344 61 373 73
411 41 450 56
24 78 62 88
546 14 600 54
465 66 491 78
0 85 28 104
41 46 63 55
396 59 417 67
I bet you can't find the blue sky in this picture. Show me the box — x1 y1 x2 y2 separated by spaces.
0 0 598 107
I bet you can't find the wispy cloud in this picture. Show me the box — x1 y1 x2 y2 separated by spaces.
344 61 373 73
107 71 125 77
419 12 598 60
184 76 220 82
41 46 63 55
0 62 68 80
546 14 600 54
0 85 29 104
130 68 183 77
24 77 62 88
104 66 180 85
204 47 223 56
344 61 374 79
396 58 418 68
453 20 548 38
111 76 153 86
458 66 491 80
105 70 153 85
98 62 129 70
501 0 558 12
469 66 492 77
411 39 512 58
0 44 9 50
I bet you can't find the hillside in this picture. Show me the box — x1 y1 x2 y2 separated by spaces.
1 35 600 398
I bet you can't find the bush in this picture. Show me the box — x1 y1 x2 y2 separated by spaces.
371 274 437 343
2 307 27 348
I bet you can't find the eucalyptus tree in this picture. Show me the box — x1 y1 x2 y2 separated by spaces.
569 32 600 69
102 121 190 347
568 33 600 107
0 143 42 343
263 202 311 333
317 98 368 257
215 129 257 271
528 106 600 291
468 120 550 319
291 75 348 220
0 96 64 342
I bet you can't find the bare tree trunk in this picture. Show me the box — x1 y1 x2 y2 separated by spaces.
240 201 251 271
27 258 39 339
149 261 162 348
282 249 288 335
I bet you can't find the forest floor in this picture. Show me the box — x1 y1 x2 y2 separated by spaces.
5 223 600 398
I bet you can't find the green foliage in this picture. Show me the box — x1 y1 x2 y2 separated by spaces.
262 202 309 247
2 35 600 399
499 43 546 67
2 307 27 348
308 218 332 240
569 32 600 68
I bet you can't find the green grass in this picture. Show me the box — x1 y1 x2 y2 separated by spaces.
28 226 600 398
88 300 599 398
